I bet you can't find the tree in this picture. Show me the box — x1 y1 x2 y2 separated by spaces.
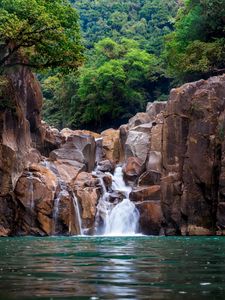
164 0 225 81
0 0 83 71
75 38 164 129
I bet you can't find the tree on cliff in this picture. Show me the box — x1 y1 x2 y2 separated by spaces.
164 0 225 82
0 0 83 71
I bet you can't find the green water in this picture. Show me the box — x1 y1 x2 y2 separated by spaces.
0 236 225 300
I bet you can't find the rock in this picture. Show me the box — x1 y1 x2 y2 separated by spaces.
123 157 144 180
137 201 163 235
161 75 225 235
0 196 17 236
128 112 151 128
40 121 63 156
147 151 162 173
15 164 82 236
185 225 214 236
102 174 113 189
130 185 161 202
138 171 161 186
14 164 58 235
125 125 151 164
61 128 100 140
150 123 163 152
217 202 225 229
95 138 104 163
97 159 114 173
50 133 96 173
119 124 128 161
101 129 121 163
146 101 167 119
108 191 124 204
72 172 100 230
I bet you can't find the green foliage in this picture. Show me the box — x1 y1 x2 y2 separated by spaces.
0 0 83 71
42 0 180 130
43 38 166 130
72 0 180 55
164 0 225 81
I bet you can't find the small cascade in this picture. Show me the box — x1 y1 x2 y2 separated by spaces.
72 192 83 235
52 181 67 235
28 172 35 211
95 166 140 236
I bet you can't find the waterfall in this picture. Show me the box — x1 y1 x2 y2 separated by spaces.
28 172 34 211
95 166 140 236
52 181 83 236
72 192 83 235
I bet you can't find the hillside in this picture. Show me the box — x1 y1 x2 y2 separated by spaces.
42 0 181 131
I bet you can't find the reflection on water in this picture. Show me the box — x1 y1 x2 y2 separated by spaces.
0 236 225 299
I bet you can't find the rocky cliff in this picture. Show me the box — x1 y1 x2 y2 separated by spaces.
1 66 225 236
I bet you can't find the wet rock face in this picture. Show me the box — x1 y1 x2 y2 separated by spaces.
161 75 225 235
72 172 100 233
0 66 44 235
2 65 225 237
137 201 163 235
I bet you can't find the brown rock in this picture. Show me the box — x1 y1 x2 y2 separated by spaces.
138 171 161 186
128 112 151 128
72 172 100 230
61 128 100 140
161 75 225 235
147 151 162 173
123 157 144 180
125 125 151 164
97 159 114 173
101 129 121 163
40 121 63 156
146 101 167 119
50 133 96 172
130 185 161 202
137 201 163 235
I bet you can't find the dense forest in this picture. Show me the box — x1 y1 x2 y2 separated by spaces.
42 0 180 130
1 0 225 131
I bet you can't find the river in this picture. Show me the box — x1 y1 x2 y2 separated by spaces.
0 236 225 299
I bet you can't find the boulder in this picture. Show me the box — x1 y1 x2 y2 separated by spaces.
96 159 114 173
40 121 63 156
130 185 161 202
101 129 121 163
138 171 161 186
14 164 57 235
61 128 100 140
128 112 151 128
123 157 144 180
146 101 167 119
137 201 163 235
50 133 96 173
72 172 100 230
125 125 151 164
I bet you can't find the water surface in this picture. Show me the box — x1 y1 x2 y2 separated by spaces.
0 236 225 299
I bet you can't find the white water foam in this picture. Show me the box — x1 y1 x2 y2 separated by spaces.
95 166 139 236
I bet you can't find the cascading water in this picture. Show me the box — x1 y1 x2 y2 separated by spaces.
95 166 140 236
28 172 34 211
41 161 83 236
72 192 83 235
52 181 69 235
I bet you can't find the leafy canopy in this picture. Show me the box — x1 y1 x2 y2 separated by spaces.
0 0 83 70
164 0 225 81
43 38 166 130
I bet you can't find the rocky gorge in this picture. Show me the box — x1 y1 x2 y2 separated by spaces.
1 65 225 237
